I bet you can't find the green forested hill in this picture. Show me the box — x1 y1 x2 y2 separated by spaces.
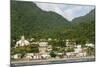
72 9 95 23
11 1 70 40
11 1 95 45
71 9 95 44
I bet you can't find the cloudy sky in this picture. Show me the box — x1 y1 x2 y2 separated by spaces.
17 0 95 21
35 2 94 21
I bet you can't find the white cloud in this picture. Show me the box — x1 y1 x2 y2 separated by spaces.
16 0 95 21
35 2 94 21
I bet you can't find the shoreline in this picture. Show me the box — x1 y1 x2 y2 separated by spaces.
11 56 95 66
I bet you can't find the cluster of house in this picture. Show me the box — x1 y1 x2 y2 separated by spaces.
11 36 95 60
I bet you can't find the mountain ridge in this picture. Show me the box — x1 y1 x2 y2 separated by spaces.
11 1 95 46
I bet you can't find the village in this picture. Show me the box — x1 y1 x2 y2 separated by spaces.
11 35 95 61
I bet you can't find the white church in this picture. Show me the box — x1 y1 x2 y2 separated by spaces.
15 35 30 47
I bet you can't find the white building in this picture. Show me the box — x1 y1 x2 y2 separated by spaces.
31 42 39 44
11 54 21 59
65 39 76 47
74 45 82 53
39 42 48 54
48 38 52 41
25 53 41 60
15 36 30 47
85 43 94 47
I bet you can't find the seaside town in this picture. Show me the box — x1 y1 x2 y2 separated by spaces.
11 1 95 66
11 35 95 62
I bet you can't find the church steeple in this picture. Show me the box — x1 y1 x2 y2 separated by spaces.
15 35 30 47
21 35 25 41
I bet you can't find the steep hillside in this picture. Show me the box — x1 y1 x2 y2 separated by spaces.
11 1 70 40
71 9 95 44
